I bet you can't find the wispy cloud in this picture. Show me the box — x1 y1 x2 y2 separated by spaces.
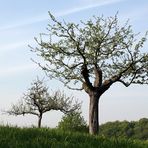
55 0 124 17
0 0 123 31
0 14 48 31
0 41 27 53
0 39 36 53
0 64 35 77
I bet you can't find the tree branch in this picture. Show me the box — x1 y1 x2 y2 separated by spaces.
81 64 94 91
93 64 102 88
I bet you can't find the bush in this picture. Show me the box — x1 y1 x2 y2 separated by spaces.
58 111 88 133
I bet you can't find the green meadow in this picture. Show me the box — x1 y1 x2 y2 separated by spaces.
0 126 148 148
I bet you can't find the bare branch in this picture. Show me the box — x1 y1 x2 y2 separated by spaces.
5 78 81 127
93 65 102 88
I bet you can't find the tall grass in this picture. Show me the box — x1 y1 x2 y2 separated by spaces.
0 126 147 148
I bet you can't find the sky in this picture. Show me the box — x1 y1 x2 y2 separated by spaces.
0 0 148 128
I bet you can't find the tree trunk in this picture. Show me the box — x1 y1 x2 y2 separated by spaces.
38 114 42 128
89 91 100 135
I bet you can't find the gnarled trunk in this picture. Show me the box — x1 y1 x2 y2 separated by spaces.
38 114 42 128
89 91 100 135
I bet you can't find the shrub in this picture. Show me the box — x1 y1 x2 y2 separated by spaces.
58 111 88 133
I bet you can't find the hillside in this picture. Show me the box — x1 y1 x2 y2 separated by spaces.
0 126 148 148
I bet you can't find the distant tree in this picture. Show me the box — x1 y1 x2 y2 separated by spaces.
31 12 148 134
124 121 135 138
100 118 148 140
58 110 88 132
134 118 148 140
6 78 80 128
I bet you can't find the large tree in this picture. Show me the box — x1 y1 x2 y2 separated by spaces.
6 78 80 128
31 12 148 134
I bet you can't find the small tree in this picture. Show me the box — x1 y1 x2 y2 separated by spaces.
31 12 148 134
58 111 87 132
6 78 80 128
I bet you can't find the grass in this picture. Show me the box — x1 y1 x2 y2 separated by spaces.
0 126 148 148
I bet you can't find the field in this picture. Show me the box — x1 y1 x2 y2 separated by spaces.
0 126 148 148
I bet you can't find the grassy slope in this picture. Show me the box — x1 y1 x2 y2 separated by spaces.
0 126 147 148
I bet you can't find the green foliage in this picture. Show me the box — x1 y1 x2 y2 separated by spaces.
0 126 148 148
58 111 88 132
133 118 148 140
100 118 148 140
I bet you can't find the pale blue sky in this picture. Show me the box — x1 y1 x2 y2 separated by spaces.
0 0 148 127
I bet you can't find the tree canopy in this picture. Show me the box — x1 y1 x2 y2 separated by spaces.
100 118 148 140
32 12 148 91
